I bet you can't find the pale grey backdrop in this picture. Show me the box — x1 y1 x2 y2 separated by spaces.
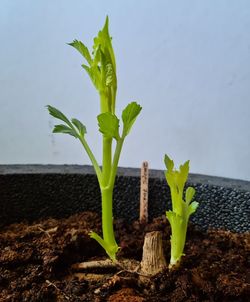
0 0 250 180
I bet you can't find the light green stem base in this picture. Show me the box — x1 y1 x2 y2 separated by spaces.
90 187 119 261
168 216 188 269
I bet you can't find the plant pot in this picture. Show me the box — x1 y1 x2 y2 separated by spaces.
0 165 249 301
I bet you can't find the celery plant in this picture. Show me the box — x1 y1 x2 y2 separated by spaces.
47 17 141 261
164 155 199 268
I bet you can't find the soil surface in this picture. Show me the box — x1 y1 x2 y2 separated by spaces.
0 212 249 301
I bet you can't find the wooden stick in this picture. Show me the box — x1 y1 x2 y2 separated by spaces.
140 161 149 224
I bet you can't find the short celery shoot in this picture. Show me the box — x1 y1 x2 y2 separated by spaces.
164 155 199 269
47 17 141 261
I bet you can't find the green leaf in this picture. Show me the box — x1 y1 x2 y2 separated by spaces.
187 201 199 217
179 160 189 184
53 124 77 137
47 105 71 126
164 155 199 268
93 16 115 67
185 187 196 204
81 63 91 75
69 17 117 111
97 112 120 140
92 16 117 100
82 64 101 91
122 102 142 137
164 154 174 171
168 160 189 195
68 40 92 65
71 118 87 137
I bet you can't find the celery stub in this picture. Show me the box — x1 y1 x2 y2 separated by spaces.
164 155 199 268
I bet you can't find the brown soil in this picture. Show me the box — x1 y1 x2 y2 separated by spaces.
0 212 249 301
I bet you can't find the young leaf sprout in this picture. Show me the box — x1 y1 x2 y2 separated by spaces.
164 155 199 268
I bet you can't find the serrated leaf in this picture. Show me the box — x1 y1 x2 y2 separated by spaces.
93 17 113 63
179 160 189 183
122 102 142 137
92 16 117 99
97 112 120 140
81 63 91 74
171 160 189 194
187 201 199 217
82 64 101 90
47 105 71 126
68 40 92 65
164 154 174 171
185 187 196 204
71 118 87 137
53 124 77 137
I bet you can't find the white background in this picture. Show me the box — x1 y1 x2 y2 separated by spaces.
0 0 250 180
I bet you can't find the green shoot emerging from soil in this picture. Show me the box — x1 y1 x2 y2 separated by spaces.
164 155 199 269
47 17 141 261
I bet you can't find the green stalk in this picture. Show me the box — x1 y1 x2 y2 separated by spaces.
101 187 118 250
102 137 112 184
167 209 188 268
100 92 112 184
78 136 103 185
164 155 199 269
97 90 119 259
94 137 124 260
109 138 124 188
48 18 142 262
100 135 117 259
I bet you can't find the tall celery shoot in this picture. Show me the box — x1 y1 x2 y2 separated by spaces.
47 17 141 261
164 155 199 268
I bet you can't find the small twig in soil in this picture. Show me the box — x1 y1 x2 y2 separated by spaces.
94 272 140 295
29 223 58 232
72 259 116 270
72 258 152 279
28 224 58 238
37 226 52 238
73 272 110 282
72 258 140 272
115 268 150 278
94 274 121 294
45 280 70 300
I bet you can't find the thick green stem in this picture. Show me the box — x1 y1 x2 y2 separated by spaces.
92 90 123 261
100 92 110 113
96 138 124 260
101 187 119 259
102 137 112 185
100 92 112 185
169 216 188 269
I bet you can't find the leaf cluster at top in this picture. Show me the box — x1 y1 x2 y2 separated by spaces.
68 16 117 113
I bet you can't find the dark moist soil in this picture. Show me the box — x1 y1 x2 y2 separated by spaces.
0 212 249 302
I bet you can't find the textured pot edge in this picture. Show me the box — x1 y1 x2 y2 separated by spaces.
0 164 250 192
